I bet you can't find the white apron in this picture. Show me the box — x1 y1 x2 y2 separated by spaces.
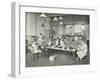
31 42 42 54
77 41 87 59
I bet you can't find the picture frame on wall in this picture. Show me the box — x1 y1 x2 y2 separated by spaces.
11 2 96 78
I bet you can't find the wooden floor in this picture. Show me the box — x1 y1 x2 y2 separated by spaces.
25 50 90 67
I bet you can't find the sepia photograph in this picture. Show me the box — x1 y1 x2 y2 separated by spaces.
25 12 90 67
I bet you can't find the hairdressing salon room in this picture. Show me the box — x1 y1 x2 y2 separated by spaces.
25 12 90 67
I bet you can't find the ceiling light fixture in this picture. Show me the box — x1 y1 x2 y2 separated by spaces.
40 13 47 18
59 21 63 25
59 16 63 20
53 16 58 21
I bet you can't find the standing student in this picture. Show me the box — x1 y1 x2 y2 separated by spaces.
55 37 60 47
76 37 87 62
47 39 52 47
60 38 65 48
38 33 43 45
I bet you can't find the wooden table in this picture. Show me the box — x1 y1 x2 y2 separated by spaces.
46 46 77 58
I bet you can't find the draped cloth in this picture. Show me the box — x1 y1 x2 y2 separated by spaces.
77 41 87 59
31 42 42 54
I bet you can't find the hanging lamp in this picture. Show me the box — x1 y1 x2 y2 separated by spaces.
40 13 47 18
